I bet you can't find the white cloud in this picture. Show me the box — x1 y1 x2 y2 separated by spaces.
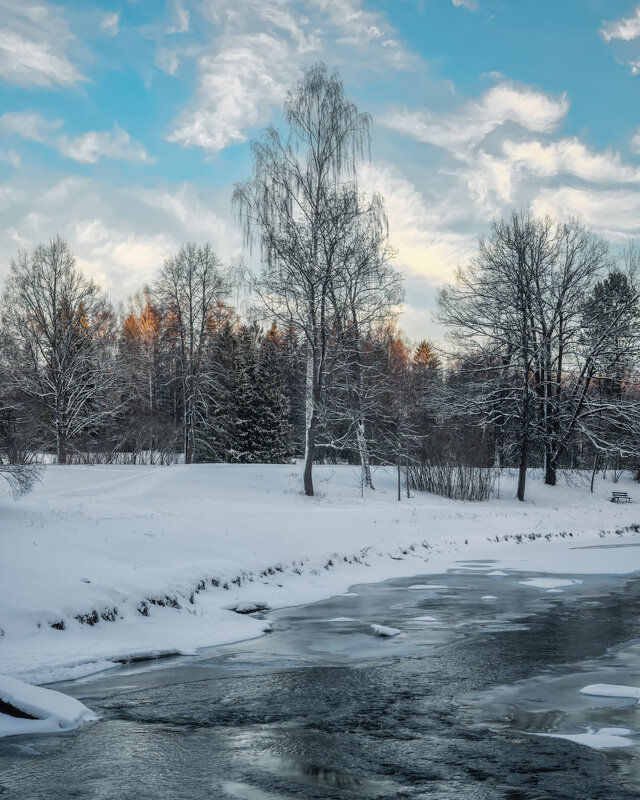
169 0 413 153
601 6 640 42
533 186 640 241
452 0 478 10
168 32 294 151
57 125 153 164
360 161 477 283
0 0 84 87
383 83 569 153
503 138 640 183
0 175 242 300
100 12 120 37
0 111 62 142
74 219 175 293
631 129 640 153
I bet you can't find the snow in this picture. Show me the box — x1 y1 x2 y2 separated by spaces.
487 570 508 576
1 463 640 686
580 684 640 703
537 728 637 750
519 578 582 589
370 624 401 637
0 674 97 738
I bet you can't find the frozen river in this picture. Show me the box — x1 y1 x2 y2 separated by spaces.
2 544 640 799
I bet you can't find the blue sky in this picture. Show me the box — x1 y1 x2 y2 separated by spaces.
2 0 640 339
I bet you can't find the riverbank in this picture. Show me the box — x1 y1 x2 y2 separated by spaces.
1 463 639 684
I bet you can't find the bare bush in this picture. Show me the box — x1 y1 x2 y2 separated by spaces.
408 459 499 501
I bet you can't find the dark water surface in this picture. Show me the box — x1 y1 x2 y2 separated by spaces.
2 553 640 799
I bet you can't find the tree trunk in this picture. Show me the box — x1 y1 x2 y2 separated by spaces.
544 445 557 486
517 434 528 501
303 342 316 496
590 452 598 493
397 452 401 502
355 420 374 490
57 431 67 465
303 415 315 496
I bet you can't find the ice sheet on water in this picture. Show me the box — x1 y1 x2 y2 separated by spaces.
407 584 447 590
580 684 640 703
519 578 582 589
329 618 355 622
536 727 636 750
0 674 97 738
412 616 437 622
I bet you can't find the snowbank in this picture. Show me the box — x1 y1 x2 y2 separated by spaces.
1 463 639 684
0 674 97 737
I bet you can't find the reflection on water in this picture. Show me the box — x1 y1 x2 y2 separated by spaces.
1 565 640 799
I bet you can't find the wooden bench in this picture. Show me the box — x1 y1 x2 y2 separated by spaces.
611 491 632 503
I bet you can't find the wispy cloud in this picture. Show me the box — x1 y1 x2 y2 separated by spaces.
502 138 640 183
0 113 152 165
533 185 640 241
0 0 84 88
601 6 640 42
382 83 568 152
452 0 478 10
0 149 20 168
57 126 153 164
0 111 63 142
168 0 190 34
100 12 120 37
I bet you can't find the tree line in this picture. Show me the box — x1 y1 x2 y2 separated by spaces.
1 64 640 501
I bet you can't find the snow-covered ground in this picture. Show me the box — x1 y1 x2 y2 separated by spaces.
1 463 639 686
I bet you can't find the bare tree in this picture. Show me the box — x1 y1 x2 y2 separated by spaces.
1 236 119 464
154 243 228 464
438 211 619 500
233 63 373 496
325 188 402 488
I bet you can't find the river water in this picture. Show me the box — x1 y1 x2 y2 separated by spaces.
2 547 640 799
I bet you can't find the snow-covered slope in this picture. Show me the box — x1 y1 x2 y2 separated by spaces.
1 463 638 684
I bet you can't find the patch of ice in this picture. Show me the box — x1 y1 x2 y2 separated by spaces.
407 584 447 590
487 570 508 576
519 578 582 589
329 617 355 622
482 595 498 600
580 684 640 703
340 593 358 597
370 624 401 637
412 616 437 622
0 674 97 738
537 727 636 750
546 589 563 593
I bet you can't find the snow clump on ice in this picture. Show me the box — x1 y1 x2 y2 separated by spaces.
0 674 97 738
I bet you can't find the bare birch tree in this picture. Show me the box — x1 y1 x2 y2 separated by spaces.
233 63 373 496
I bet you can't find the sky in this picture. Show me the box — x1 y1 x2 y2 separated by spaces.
2 0 640 340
